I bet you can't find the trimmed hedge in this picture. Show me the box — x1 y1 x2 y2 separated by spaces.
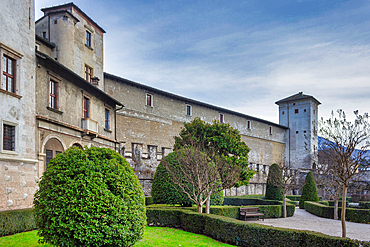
286 195 301 201
223 197 295 217
145 196 154 205
328 200 348 207
265 163 283 200
147 208 370 247
0 208 36 237
305 201 370 224
360 202 370 209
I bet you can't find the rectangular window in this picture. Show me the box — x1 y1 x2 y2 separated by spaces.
83 96 90 118
186 105 192 116
86 31 92 47
105 108 110 130
85 64 93 83
46 149 53 166
49 80 58 109
247 120 251 129
256 164 260 172
146 93 153 106
42 31 47 39
295 109 299 114
2 55 15 93
3 124 15 151
269 126 272 135
220 114 224 123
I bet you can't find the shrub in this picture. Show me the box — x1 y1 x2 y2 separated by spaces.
361 194 370 202
223 197 295 217
145 196 154 205
265 163 283 201
299 172 319 209
351 194 361 203
34 146 146 247
151 152 224 206
305 201 370 224
359 202 370 209
286 195 301 201
0 209 36 237
146 207 370 247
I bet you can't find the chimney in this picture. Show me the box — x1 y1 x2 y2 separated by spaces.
91 77 100 87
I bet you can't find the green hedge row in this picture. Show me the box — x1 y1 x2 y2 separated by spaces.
0 208 36 237
286 195 301 201
223 197 295 217
305 202 370 224
145 196 154 205
360 202 370 209
147 208 369 247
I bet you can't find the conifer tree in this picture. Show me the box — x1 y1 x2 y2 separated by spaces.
265 163 283 201
299 171 319 209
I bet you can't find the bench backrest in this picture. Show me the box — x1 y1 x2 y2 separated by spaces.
240 207 259 213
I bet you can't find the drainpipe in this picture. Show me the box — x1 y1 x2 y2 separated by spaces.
114 104 124 152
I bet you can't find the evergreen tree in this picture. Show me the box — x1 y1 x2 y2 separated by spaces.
299 171 319 209
265 163 283 201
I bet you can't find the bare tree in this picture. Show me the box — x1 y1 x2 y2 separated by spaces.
315 161 342 220
319 109 370 238
269 163 299 218
163 143 241 213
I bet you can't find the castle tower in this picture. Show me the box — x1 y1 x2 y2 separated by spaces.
276 92 321 171
35 3 105 90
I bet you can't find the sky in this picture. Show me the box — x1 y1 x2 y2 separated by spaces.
35 0 370 124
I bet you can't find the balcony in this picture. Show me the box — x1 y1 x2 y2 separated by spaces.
81 118 98 138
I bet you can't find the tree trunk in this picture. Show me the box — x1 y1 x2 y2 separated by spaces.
206 194 211 214
283 193 287 218
341 185 347 238
334 199 339 220
197 194 203 213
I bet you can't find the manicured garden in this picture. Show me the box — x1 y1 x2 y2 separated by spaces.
0 227 234 247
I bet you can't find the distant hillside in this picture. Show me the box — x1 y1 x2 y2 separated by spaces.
318 136 370 161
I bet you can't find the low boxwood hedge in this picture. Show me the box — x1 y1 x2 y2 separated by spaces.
0 208 36 237
145 196 154 205
223 197 295 217
147 208 370 247
305 201 370 224
360 202 370 209
286 195 301 201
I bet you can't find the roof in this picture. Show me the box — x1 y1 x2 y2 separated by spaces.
40 2 106 34
275 92 321 105
36 51 123 108
104 72 288 129
35 35 56 49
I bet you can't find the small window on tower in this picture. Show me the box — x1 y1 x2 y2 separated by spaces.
282 111 285 115
86 31 92 47
220 114 224 123
247 120 251 129
295 109 299 114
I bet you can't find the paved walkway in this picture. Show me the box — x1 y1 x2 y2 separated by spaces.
255 208 370 242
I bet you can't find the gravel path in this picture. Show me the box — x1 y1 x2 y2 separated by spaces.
255 208 370 242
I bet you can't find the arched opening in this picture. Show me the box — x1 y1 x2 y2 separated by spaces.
72 143 83 149
44 138 64 168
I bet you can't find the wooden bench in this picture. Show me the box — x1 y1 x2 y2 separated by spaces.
239 207 264 221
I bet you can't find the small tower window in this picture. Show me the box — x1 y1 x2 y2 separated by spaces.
295 109 299 114
304 109 307 112
269 126 272 135
282 111 285 115
86 31 92 47
247 120 251 129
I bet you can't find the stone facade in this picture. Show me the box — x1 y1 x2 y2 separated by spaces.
0 0 39 211
0 2 321 210
104 74 290 195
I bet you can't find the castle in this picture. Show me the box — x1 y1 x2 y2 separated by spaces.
0 1 319 211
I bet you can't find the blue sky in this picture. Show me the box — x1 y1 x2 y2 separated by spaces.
35 0 370 123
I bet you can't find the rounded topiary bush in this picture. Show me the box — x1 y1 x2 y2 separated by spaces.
152 152 224 206
265 163 283 201
299 171 319 209
34 146 146 247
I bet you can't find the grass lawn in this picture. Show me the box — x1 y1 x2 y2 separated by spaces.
0 227 235 247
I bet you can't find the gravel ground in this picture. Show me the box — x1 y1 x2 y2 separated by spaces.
255 208 370 242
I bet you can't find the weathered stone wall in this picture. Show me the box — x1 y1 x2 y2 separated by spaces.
35 5 105 90
105 75 288 195
0 0 38 211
